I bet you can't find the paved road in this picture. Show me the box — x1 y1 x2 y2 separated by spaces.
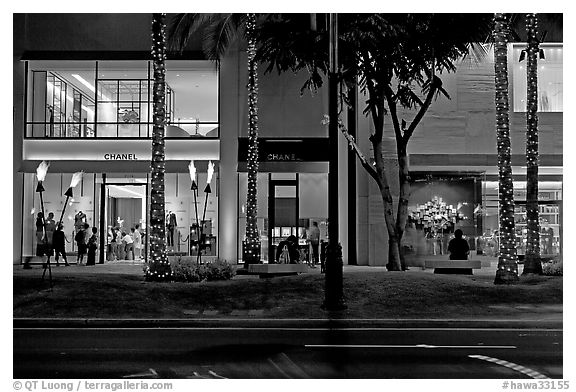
13 319 562 379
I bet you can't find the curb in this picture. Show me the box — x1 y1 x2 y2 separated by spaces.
14 317 563 329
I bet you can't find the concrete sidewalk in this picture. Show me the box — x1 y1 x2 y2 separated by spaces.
13 256 502 277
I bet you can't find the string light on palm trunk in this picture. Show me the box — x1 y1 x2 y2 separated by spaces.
524 13 541 268
146 13 171 281
493 13 519 280
244 13 261 262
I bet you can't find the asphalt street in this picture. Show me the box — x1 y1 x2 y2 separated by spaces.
13 319 562 379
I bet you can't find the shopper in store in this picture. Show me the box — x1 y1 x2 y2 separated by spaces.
131 225 142 260
307 222 320 268
53 223 70 266
122 231 134 261
110 227 120 261
86 227 98 266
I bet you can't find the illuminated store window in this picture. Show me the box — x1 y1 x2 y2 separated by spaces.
26 60 219 138
22 172 97 261
482 180 562 257
165 60 219 138
26 61 96 137
513 44 563 112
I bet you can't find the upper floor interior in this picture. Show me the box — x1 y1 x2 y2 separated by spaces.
14 14 563 148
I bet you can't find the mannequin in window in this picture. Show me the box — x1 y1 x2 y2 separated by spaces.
75 211 86 236
166 211 177 248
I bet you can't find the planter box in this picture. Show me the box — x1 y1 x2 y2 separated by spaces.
247 264 309 278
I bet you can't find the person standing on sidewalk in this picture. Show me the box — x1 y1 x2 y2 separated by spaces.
44 212 56 265
86 227 98 266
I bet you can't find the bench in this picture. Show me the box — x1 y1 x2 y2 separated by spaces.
247 264 309 278
425 260 481 275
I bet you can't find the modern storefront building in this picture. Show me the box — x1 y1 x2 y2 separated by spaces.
13 14 562 266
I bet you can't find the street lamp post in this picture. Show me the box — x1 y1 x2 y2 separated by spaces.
57 171 84 227
188 161 200 258
194 161 214 265
199 161 215 264
31 161 50 274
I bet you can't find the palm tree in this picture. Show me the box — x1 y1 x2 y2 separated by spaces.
522 13 542 275
256 14 492 271
168 13 261 265
146 13 171 281
493 13 519 284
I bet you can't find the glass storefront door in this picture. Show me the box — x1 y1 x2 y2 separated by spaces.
268 179 299 263
104 183 147 262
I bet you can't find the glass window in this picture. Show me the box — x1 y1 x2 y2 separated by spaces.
513 44 563 112
26 60 219 138
26 61 96 137
22 172 97 261
165 60 219 137
167 169 219 258
482 180 562 257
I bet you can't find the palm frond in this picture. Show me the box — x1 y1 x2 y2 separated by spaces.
202 13 247 61
167 13 212 52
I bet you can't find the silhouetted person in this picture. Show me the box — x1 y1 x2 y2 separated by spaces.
53 223 70 266
75 223 88 265
44 212 56 264
439 229 473 275
448 229 470 260
307 222 320 268
276 235 300 264
86 227 98 266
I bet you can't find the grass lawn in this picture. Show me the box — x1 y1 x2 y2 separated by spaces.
13 269 562 320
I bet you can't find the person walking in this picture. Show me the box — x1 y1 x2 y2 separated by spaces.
53 223 70 266
86 227 98 266
307 222 320 268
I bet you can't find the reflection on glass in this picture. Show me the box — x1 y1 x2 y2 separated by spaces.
513 45 563 112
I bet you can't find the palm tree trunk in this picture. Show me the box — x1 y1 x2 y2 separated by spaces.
493 13 519 284
146 13 171 281
243 13 261 265
523 13 542 275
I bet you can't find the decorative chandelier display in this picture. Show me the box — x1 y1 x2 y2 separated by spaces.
409 196 468 233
